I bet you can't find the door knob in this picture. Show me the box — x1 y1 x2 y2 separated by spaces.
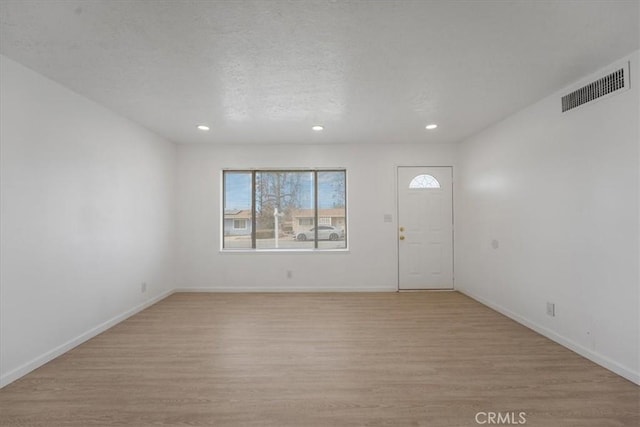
399 227 405 232
399 235 405 240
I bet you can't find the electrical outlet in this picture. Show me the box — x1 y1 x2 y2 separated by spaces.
286 270 293 279
141 282 147 293
546 302 555 317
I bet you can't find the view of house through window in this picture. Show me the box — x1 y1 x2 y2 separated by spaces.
223 170 346 250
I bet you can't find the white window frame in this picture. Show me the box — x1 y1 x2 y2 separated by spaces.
221 168 348 252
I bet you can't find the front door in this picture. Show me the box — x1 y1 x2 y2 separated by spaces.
398 166 453 290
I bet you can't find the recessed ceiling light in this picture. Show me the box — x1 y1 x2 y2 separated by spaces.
425 124 438 130
196 124 210 131
312 125 324 131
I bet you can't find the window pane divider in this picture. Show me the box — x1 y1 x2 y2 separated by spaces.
251 170 257 249
314 170 319 249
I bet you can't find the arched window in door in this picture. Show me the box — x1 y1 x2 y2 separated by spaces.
409 174 440 189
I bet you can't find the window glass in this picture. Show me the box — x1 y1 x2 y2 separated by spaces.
223 172 252 249
317 171 347 249
256 171 314 249
409 174 440 189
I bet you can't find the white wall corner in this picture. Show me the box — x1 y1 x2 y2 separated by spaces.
0 290 175 389
457 289 640 385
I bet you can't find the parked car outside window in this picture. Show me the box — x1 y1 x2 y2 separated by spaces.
296 225 344 241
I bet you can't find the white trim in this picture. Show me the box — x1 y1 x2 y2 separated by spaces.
222 167 348 171
219 248 350 254
0 289 175 388
457 288 640 385
178 287 396 293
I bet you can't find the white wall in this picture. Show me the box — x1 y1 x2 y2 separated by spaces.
176 143 456 291
455 51 640 384
0 55 177 387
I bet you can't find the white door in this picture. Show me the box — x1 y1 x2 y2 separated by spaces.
398 166 453 290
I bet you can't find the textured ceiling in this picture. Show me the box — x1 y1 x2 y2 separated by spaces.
1 0 638 145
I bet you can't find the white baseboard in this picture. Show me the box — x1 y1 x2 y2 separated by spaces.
457 288 640 385
0 289 175 388
177 286 397 293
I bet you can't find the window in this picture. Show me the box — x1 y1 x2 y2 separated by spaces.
409 174 440 189
223 169 347 250
318 217 331 225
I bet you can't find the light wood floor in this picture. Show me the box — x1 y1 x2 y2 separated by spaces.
0 292 638 426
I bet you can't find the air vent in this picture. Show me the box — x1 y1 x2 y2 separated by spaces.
561 66 628 112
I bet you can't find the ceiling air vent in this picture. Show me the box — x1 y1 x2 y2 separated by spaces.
561 63 629 112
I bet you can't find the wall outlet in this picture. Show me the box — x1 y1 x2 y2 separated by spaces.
491 239 499 249
286 270 293 279
141 282 147 293
546 302 555 317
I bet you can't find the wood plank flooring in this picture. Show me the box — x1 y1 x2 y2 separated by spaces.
0 292 638 426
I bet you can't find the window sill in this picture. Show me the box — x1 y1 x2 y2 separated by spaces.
219 248 350 254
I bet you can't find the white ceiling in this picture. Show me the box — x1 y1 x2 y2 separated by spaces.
1 0 638 145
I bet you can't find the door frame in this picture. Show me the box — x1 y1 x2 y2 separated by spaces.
395 165 455 291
